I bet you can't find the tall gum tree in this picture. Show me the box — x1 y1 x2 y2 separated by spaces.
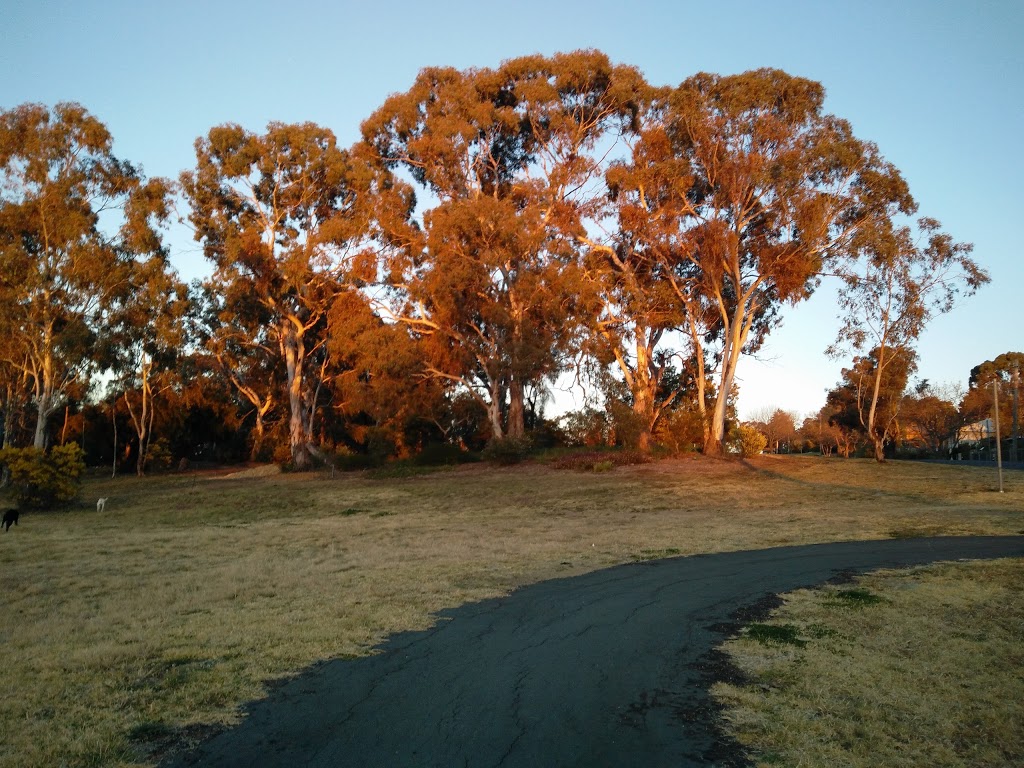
830 217 988 462
584 87 715 451
361 50 645 441
0 103 170 449
181 122 378 469
101 254 189 475
191 280 282 459
591 70 918 455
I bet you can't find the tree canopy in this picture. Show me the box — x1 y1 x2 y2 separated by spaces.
0 102 171 449
0 55 991 466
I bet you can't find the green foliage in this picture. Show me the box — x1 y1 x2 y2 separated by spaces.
0 444 85 509
737 425 768 457
145 438 173 472
481 436 533 465
831 588 884 607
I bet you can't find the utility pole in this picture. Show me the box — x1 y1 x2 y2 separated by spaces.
993 379 1003 493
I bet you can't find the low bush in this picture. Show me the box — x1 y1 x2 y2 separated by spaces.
481 436 533 465
413 442 473 466
550 449 652 472
0 444 86 509
737 425 768 457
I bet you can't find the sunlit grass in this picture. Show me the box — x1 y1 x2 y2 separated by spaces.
713 558 1024 767
0 455 1020 767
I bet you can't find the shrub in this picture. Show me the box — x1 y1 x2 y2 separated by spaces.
413 442 471 466
606 400 646 449
0 444 86 509
653 409 704 455
145 438 173 472
481 435 533 465
737 425 768 457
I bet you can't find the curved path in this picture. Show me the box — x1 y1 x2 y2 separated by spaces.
166 536 1024 768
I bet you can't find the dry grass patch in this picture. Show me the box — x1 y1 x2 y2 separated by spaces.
713 558 1024 767
0 455 1020 767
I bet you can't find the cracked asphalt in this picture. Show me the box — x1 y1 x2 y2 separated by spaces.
165 536 1024 767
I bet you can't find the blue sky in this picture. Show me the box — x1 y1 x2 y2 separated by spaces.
3 0 1021 419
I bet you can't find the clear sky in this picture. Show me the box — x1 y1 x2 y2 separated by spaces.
3 0 1021 420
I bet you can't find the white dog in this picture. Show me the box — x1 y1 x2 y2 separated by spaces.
96 497 108 513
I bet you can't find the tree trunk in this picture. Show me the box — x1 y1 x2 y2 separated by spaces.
865 348 886 463
282 319 311 469
873 436 886 463
633 339 655 453
487 377 505 441
33 392 51 450
703 301 750 456
507 377 526 439
111 402 118 479
251 411 267 461
3 381 17 449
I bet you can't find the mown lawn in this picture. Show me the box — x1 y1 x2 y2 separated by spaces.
0 455 1020 767
713 558 1024 767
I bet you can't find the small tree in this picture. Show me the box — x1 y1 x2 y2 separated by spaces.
0 103 169 449
831 218 988 462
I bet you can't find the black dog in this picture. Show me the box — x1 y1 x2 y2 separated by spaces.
2 508 18 532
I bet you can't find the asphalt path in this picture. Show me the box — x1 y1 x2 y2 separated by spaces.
165 536 1024 768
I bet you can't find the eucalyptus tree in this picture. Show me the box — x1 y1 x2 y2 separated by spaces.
191 280 282 459
0 102 170 449
102 255 189 475
591 69 919 455
583 85 713 451
830 218 987 461
361 50 645 441
181 122 377 469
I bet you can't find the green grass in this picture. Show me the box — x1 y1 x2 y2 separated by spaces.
0 454 1020 767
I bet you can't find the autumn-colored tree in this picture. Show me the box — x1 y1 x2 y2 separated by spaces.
580 83 714 452
0 103 170 448
181 122 377 469
818 397 864 458
831 218 988 461
900 383 960 456
588 69 918 455
753 408 798 454
101 256 189 475
362 50 645 441
969 352 1023 461
326 290 449 455
190 280 282 459
828 346 917 460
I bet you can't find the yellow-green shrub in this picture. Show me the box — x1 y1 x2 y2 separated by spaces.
0 444 86 509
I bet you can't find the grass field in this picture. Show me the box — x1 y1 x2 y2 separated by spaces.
0 455 1021 767
713 558 1024 767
